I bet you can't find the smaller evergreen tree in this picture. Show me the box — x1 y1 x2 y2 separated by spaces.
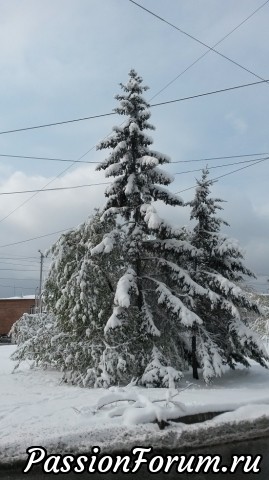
187 168 268 381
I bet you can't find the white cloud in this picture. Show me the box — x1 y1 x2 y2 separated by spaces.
0 165 106 231
226 112 248 134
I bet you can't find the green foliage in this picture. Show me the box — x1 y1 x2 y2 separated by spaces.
93 69 202 386
187 168 268 379
10 312 57 368
11 74 268 389
41 211 123 386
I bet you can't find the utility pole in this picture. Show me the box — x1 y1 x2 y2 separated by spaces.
38 250 44 313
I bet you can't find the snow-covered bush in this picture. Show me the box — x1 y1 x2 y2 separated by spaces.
10 312 57 368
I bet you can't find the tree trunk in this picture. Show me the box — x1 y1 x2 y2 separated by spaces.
192 334 199 380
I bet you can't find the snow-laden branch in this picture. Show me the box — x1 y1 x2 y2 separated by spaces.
91 231 117 255
144 277 203 327
114 268 138 308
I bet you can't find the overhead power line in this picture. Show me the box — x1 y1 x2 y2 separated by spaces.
0 157 267 197
174 156 269 175
2 82 265 226
1 0 266 179
2 3 268 228
150 0 269 99
174 156 269 194
0 257 39 262
0 155 268 250
0 79 267 136
0 112 115 135
0 268 40 272
0 277 39 281
1 80 267 226
172 152 268 164
0 153 80 163
0 254 39 260
0 141 99 225
211 157 269 182
0 181 110 196
0 228 73 249
129 0 269 86
1 151 268 165
2 2 268 230
0 261 41 267
0 257 46 263
151 80 268 107
0 284 35 290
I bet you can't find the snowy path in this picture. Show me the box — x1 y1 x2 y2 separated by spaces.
1 346 269 465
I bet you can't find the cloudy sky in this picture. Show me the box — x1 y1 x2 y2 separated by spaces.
0 0 268 298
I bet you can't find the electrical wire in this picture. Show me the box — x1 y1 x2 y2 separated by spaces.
174 156 269 175
150 0 269 100
0 284 35 290
0 228 73 249
2 0 268 169
0 156 267 196
0 153 82 163
0 144 101 223
0 112 115 135
0 254 39 259
0 268 40 272
151 80 268 108
1 1 268 231
1 151 268 165
171 152 268 164
0 155 268 250
129 0 269 85
0 277 40 281
174 156 269 194
0 181 110 196
0 261 41 267
1 77 267 224
0 79 267 136
0 256 39 261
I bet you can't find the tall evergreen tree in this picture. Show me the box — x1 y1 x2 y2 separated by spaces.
187 168 268 381
93 69 206 387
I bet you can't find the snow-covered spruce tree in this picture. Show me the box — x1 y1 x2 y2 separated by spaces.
93 69 206 387
187 168 268 381
40 210 122 386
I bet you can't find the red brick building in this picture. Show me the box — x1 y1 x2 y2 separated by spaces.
0 297 36 336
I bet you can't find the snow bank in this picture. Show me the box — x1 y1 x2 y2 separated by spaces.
1 346 269 465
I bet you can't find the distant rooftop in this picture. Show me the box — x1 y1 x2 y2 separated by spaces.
0 295 36 300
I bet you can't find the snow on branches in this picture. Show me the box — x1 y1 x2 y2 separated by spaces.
186 168 268 380
12 73 268 390
93 69 203 386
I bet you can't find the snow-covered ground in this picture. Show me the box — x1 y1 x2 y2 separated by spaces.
1 345 269 465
